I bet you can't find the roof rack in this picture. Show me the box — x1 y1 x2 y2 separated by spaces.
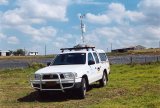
60 46 95 52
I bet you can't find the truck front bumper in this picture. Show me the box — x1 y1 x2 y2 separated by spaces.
30 73 81 92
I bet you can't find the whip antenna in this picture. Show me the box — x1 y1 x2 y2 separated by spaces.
80 14 86 44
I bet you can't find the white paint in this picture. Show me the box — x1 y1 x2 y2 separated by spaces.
28 52 38 56
0 50 9 56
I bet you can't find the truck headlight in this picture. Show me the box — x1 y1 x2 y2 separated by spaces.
34 74 40 80
63 73 76 79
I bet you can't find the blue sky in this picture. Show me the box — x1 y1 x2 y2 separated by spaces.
0 0 160 54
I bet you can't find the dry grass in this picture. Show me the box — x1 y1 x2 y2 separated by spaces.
107 48 160 56
129 48 160 55
0 55 54 60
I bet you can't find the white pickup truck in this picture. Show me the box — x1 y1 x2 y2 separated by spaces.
30 46 110 99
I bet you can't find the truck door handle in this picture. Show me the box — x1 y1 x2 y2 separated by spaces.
97 67 100 71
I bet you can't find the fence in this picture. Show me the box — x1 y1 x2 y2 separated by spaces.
0 58 52 70
0 55 160 70
109 55 160 64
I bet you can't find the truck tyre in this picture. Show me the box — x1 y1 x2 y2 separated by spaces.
78 78 87 99
99 72 108 87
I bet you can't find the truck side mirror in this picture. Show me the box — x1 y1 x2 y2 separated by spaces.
88 60 95 65
47 62 51 66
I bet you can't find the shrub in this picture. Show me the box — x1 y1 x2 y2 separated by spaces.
28 62 45 69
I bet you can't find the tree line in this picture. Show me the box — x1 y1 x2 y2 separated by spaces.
9 49 26 56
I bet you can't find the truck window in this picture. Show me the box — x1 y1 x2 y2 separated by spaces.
99 53 107 61
93 53 99 63
52 53 86 65
88 53 94 63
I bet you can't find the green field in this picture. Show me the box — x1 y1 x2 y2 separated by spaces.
0 63 160 108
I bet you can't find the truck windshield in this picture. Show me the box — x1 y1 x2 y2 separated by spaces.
51 53 86 65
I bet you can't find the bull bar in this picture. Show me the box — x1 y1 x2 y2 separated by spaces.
30 73 76 92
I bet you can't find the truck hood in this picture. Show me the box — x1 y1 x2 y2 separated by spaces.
35 65 86 74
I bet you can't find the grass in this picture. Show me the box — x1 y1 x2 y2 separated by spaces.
0 63 160 108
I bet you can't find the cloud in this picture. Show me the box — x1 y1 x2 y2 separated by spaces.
18 0 69 21
138 0 160 13
1 9 45 26
86 13 110 24
85 3 125 24
108 3 125 13
86 3 145 25
0 0 68 42
86 1 160 26
29 18 46 24
53 34 77 47
0 0 8 5
0 33 20 45
138 0 160 26
7 36 19 44
18 25 57 41
2 10 25 25
94 27 123 38
85 25 160 50
71 0 106 5
1 0 69 25
83 1 160 50
126 11 145 22
0 33 6 39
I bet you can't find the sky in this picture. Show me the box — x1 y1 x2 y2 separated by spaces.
0 0 160 54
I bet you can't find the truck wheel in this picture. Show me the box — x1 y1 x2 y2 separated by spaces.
78 78 87 99
99 72 108 87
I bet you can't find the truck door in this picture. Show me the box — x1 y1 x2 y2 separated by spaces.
93 52 102 80
87 52 97 83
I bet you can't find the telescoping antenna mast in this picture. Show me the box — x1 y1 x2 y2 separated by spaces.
80 14 86 44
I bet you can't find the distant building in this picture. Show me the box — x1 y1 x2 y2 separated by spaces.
28 51 38 56
0 50 10 56
134 45 146 50
112 45 146 53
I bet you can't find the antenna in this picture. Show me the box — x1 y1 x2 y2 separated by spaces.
80 14 86 44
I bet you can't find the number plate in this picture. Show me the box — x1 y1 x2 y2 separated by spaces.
46 82 56 86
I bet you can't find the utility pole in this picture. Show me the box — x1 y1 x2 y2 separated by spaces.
80 14 86 44
159 41 160 48
24 47 26 56
45 44 46 56
111 43 112 52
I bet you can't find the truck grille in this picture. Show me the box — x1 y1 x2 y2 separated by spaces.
42 74 64 79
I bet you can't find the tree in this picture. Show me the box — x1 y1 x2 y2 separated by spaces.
13 49 25 56
8 50 13 56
